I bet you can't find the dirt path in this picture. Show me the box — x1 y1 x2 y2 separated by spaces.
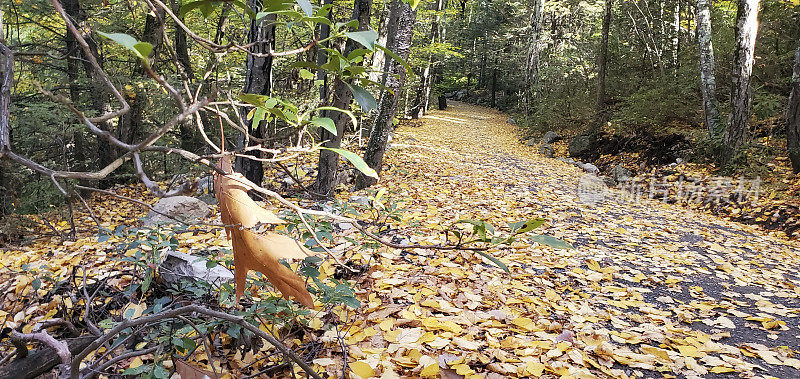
362 101 800 378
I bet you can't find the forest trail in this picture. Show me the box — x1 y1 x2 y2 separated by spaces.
363 101 800 377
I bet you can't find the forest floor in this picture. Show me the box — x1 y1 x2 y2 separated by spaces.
1 101 800 378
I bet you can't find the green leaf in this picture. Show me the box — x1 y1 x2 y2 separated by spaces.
299 69 314 80
345 30 379 51
122 363 151 376
511 218 546 234
180 0 216 18
316 106 358 129
310 117 337 136
529 235 574 250
295 0 313 17
476 251 510 274
376 44 413 77
321 147 378 179
97 32 153 67
346 83 377 112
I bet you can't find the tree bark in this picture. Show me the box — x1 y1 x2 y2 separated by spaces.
315 0 372 197
524 0 545 115
696 0 720 135
355 0 415 189
0 336 94 379
416 0 445 116
787 40 800 173
172 0 194 79
235 3 277 188
725 0 760 152
596 0 613 112
0 43 10 157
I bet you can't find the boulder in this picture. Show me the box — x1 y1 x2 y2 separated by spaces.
568 135 593 157
159 250 234 286
456 89 468 100
507 118 516 125
525 139 537 147
579 163 599 174
143 196 210 226
541 131 561 144
539 144 555 158
609 165 632 183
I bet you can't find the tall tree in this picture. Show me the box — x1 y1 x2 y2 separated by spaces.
725 0 760 152
315 0 372 197
524 0 545 115
697 0 720 135
355 0 416 189
235 2 278 187
596 0 613 112
787 39 800 173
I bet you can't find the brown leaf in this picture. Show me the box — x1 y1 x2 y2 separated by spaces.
215 156 316 307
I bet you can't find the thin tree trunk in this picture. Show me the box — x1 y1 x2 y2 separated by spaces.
697 0 720 135
596 0 613 113
490 59 497 108
315 0 372 197
672 0 680 71
235 6 277 187
368 0 389 84
725 0 760 152
172 0 194 79
787 40 800 173
0 43 11 156
355 0 415 189
524 0 545 115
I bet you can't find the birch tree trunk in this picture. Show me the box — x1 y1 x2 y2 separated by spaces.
235 4 277 187
725 0 760 152
696 0 720 135
524 0 545 115
787 40 800 173
315 0 372 197
355 0 415 189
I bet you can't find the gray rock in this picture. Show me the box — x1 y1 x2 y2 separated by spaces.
159 250 234 286
601 176 616 187
525 139 537 147
143 196 210 226
456 89 468 100
580 163 599 174
568 135 593 157
541 131 561 144
538 144 555 158
609 165 632 183
507 118 516 125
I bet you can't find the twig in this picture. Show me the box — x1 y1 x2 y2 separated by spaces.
10 330 71 365
69 305 323 379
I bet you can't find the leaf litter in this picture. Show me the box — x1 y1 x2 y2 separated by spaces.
1 102 799 378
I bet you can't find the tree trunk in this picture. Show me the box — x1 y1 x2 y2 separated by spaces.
672 0 680 71
0 43 11 156
235 6 277 188
171 0 194 79
61 0 115 187
697 0 720 135
315 0 372 197
725 0 760 152
355 0 415 189
368 0 390 84
787 40 800 173
417 0 445 116
524 0 545 115
490 60 497 108
596 0 613 112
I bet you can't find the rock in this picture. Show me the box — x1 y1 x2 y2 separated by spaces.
143 196 210 226
507 118 516 125
568 135 593 157
525 139 537 147
456 89 468 100
601 176 616 187
676 158 684 165
159 250 234 286
609 165 632 183
580 163 599 174
538 144 555 158
541 131 561 144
